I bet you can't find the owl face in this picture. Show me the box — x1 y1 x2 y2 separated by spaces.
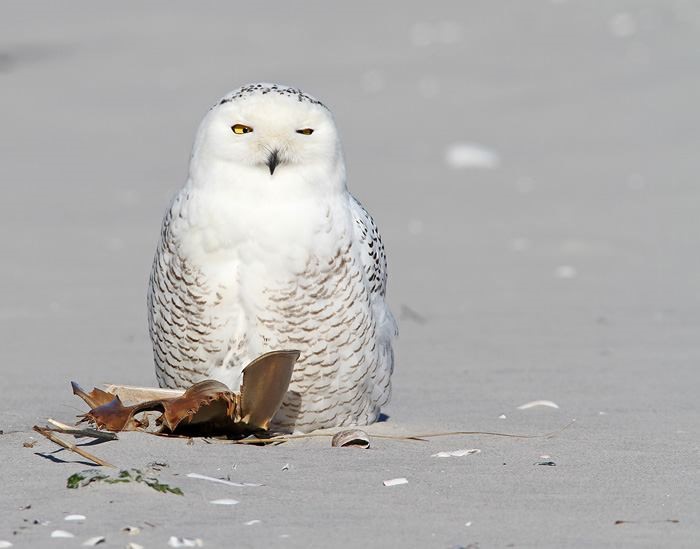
193 84 342 179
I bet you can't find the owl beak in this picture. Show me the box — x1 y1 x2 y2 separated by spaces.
266 149 281 175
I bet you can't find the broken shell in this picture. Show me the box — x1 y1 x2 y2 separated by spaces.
209 499 239 505
121 526 141 535
517 400 559 410
168 537 203 548
383 477 408 487
73 350 300 436
51 530 75 538
331 429 370 449
82 536 106 546
431 448 481 458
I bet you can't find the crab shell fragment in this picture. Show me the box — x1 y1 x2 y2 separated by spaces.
72 350 300 436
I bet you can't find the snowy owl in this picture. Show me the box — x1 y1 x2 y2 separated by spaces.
147 83 397 433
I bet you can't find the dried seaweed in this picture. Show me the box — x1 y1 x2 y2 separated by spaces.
233 419 577 445
67 469 183 495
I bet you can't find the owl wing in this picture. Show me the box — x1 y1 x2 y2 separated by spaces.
349 194 389 299
349 194 397 401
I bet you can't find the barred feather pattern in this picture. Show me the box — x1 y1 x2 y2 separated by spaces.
147 194 396 433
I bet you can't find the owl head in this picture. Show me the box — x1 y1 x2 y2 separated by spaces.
189 84 345 189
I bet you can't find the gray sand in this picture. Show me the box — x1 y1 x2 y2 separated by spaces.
1 2 699 547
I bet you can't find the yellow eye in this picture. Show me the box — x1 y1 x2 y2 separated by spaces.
232 124 253 135
296 128 314 135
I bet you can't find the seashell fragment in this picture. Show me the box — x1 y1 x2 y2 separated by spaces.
517 400 559 410
210 499 239 505
168 537 203 548
51 530 75 538
331 429 370 449
0 541 13 548
64 514 86 521
82 536 106 546
431 448 481 458
383 477 408 487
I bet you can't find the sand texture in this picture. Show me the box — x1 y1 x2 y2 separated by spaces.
1 2 699 547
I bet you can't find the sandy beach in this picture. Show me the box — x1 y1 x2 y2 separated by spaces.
1 2 699 547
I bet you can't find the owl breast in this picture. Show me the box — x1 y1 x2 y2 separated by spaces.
150 193 393 433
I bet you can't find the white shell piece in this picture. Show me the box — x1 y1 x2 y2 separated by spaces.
517 400 560 410
431 449 481 458
51 530 75 538
331 429 370 449
210 499 239 505
168 537 203 548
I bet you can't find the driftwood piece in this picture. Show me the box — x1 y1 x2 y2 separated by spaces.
32 426 115 468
